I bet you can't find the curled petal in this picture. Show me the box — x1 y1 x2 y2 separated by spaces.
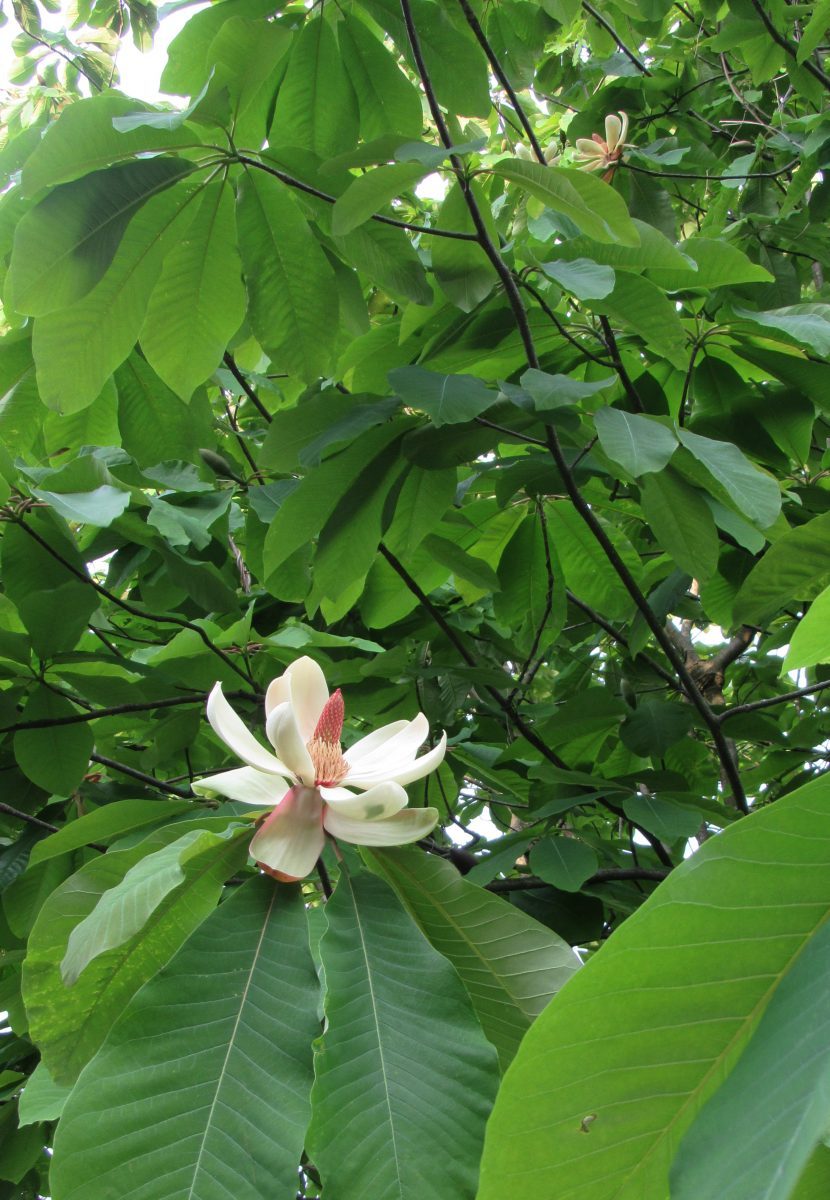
266 702 315 786
323 805 439 846
265 656 329 739
604 113 624 152
577 158 606 172
345 713 430 775
574 138 605 158
249 785 325 879
207 683 291 777
346 731 448 790
321 781 408 820
192 766 289 807
343 720 410 767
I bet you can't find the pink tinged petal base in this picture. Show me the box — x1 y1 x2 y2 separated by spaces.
323 806 440 846
266 703 315 785
320 781 408 820
192 766 290 807
207 684 291 777
249 785 325 881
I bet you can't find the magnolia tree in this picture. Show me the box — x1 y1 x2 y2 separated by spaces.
1 0 830 1196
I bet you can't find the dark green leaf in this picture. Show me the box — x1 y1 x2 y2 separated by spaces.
307 869 498 1200
50 878 319 1200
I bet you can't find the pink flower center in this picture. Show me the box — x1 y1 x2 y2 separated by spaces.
306 689 349 787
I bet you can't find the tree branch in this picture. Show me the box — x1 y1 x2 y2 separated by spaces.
222 353 273 423
0 802 58 833
12 517 256 689
454 0 546 163
719 679 830 723
236 153 478 241
0 691 259 735
581 1 650 74
746 0 830 90
487 865 670 891
90 753 194 798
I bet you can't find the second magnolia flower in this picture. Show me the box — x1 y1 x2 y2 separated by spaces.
193 656 445 880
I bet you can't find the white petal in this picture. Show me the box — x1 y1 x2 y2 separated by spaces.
578 159 605 172
605 113 623 152
206 683 291 776
265 702 315 786
266 656 329 739
347 732 447 789
264 674 291 717
249 786 325 879
192 767 290 807
321 781 408 820
574 138 605 157
343 720 410 767
345 714 430 774
323 806 439 846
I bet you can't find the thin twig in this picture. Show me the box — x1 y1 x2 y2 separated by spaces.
488 865 670 891
0 802 58 833
0 691 257 735
90 753 194 798
720 679 830 722
581 1 650 74
746 0 830 90
222 353 273 423
236 153 478 241
455 0 546 163
13 517 256 689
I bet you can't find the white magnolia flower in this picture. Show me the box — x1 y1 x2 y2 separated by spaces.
573 111 631 179
193 656 445 881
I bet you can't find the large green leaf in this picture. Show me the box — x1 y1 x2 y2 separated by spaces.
670 913 830 1200
734 304 830 356
678 428 781 529
22 825 248 1083
29 799 195 865
50 877 319 1200
33 177 202 412
338 13 424 141
332 162 429 235
141 178 246 400
431 180 498 311
334 217 432 306
307 868 498 1200
269 15 359 159
477 773 830 1200
262 420 407 581
594 408 678 476
20 92 201 195
640 468 719 579
733 511 830 625
0 512 97 657
783 583 830 670
589 271 687 365
9 158 191 317
389 364 497 426
60 828 235 985
367 847 580 1070
237 168 338 382
116 352 212 466
13 687 93 797
492 158 640 245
